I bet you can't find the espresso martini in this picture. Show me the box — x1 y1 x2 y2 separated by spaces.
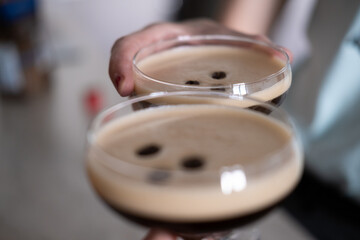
134 44 291 105
87 104 302 233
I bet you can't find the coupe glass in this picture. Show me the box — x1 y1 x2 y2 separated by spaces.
133 35 291 106
86 91 303 240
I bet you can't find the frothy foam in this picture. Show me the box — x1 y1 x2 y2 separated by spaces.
134 45 291 102
87 105 302 222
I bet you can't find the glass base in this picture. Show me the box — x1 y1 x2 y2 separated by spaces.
178 228 260 240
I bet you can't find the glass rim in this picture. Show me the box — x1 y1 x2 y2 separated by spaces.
132 34 291 91
87 91 298 178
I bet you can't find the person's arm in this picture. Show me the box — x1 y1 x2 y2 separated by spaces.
219 0 284 35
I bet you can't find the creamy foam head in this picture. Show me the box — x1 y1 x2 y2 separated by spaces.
134 45 291 102
87 105 302 222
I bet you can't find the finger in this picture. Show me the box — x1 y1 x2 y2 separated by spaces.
247 35 293 64
143 229 177 240
262 45 293 64
109 23 188 96
282 47 293 64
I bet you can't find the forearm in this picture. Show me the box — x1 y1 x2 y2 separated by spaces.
219 0 284 35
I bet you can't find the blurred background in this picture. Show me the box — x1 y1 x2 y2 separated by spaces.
1 0 359 240
0 1 178 239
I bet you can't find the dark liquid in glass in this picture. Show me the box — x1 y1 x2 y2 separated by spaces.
103 200 276 235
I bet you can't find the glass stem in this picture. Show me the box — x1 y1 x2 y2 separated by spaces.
178 229 260 240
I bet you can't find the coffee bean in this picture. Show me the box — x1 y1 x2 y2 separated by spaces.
148 170 170 183
181 156 205 170
185 80 200 85
211 71 226 79
137 144 160 157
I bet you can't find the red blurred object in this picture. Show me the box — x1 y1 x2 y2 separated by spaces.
85 88 103 115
